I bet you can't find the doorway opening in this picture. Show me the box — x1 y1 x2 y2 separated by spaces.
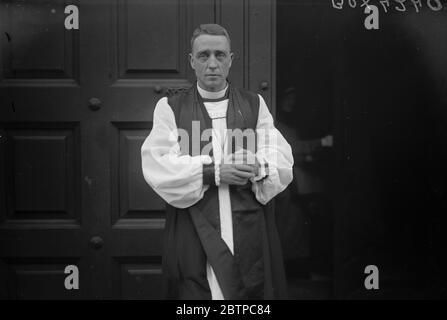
275 0 337 299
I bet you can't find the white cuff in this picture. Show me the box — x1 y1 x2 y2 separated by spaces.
251 156 269 182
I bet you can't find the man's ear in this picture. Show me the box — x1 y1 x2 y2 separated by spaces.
189 53 194 69
229 52 234 68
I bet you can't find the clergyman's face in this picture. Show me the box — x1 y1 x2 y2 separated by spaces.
190 34 233 92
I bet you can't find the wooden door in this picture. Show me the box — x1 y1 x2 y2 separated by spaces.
0 0 274 299
0 0 92 299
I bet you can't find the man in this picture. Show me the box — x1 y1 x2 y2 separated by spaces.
141 24 294 300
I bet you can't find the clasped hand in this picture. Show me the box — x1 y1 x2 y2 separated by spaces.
219 149 260 186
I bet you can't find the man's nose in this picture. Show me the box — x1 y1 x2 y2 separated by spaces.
207 55 218 69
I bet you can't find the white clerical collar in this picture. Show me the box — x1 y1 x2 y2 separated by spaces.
197 82 228 100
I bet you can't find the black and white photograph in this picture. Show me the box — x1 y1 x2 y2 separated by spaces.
0 0 447 304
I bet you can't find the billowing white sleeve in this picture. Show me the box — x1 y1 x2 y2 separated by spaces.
141 97 211 209
251 95 294 204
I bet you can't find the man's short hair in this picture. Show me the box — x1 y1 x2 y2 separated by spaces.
190 24 231 52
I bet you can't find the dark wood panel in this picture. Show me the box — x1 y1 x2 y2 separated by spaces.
0 0 79 80
117 0 186 78
125 133 165 214
111 122 166 225
0 123 81 221
113 257 162 299
0 257 81 299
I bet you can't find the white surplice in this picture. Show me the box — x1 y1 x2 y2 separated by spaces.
141 83 294 299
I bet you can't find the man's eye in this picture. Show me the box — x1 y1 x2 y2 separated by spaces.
217 53 225 58
198 53 207 59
